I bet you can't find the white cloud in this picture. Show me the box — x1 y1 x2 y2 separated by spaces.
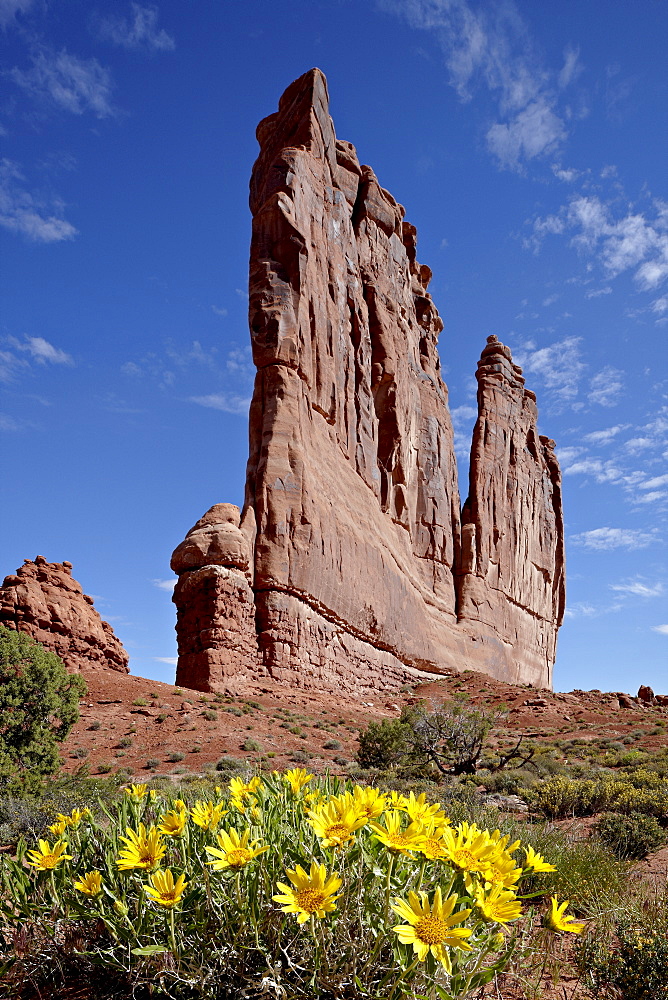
584 425 626 445
514 336 585 405
589 366 623 408
487 99 566 169
11 48 115 118
0 0 34 27
558 45 582 89
15 336 73 365
211 306 228 317
651 625 668 636
542 294 559 306
624 436 653 454
0 412 21 431
640 474 668 491
96 4 175 52
152 578 175 592
552 165 579 183
530 195 668 293
610 580 664 598
586 286 612 298
562 457 622 483
190 393 251 415
555 445 583 464
378 0 570 171
564 602 598 618
0 159 78 243
633 490 667 505
153 656 178 665
570 527 654 550
651 296 668 315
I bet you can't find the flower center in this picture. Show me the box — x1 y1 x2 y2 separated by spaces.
326 823 351 840
415 914 449 946
226 849 252 867
295 888 327 914
453 848 478 869
42 855 58 868
139 852 154 866
423 839 445 856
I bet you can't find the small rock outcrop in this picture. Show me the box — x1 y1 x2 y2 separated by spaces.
171 505 259 691
0 556 129 673
172 69 565 694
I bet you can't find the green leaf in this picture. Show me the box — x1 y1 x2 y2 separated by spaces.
131 945 169 956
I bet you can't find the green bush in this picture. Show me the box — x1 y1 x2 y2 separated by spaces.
0 626 86 793
526 774 668 820
594 811 667 859
576 902 668 999
240 738 262 752
356 717 410 768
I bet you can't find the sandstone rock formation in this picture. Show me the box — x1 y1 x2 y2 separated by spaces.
0 556 129 674
172 68 565 694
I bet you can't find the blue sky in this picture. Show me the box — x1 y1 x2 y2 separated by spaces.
1 0 666 694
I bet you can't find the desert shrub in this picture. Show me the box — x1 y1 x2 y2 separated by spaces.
323 739 341 750
145 759 160 770
594 811 667 859
527 774 668 820
524 829 628 917
356 717 411 768
224 706 243 717
96 762 113 774
576 900 668 999
0 626 86 793
202 709 218 722
71 747 89 759
88 720 101 731
214 756 246 772
132 697 148 707
118 737 133 749
167 752 185 764
240 738 262 752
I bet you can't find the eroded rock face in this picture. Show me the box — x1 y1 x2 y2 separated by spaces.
171 505 259 691
457 336 566 687
0 556 129 673
172 69 564 694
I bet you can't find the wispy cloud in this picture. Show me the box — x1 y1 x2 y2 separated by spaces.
95 4 175 52
652 625 668 636
513 336 585 406
610 580 664 598
11 48 115 118
0 0 34 28
0 159 78 243
570 527 655 550
588 366 623 407
152 578 175 592
13 336 73 365
528 195 668 292
562 457 623 483
378 0 576 171
190 393 251 415
153 656 177 665
584 425 627 445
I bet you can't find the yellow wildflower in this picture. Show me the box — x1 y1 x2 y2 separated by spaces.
273 862 342 923
473 883 522 925
144 868 188 909
73 871 103 896
26 839 72 871
524 846 556 873
48 820 69 837
307 800 367 848
369 811 424 855
415 822 449 861
284 767 313 794
206 828 270 870
54 807 89 830
228 775 262 801
545 897 585 934
351 785 387 821
480 853 523 891
230 794 257 814
403 791 450 828
116 823 165 871
190 800 227 831
159 808 188 837
124 783 148 801
440 823 502 874
391 887 473 972
387 790 408 810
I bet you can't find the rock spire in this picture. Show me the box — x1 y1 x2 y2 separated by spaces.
171 69 565 694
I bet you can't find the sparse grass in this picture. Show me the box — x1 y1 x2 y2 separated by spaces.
132 697 148 707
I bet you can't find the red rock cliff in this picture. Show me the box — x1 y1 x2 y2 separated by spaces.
172 69 564 694
0 556 129 674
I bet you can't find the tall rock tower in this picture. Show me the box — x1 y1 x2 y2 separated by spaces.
171 69 565 694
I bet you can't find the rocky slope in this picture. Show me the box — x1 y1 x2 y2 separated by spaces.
0 556 129 674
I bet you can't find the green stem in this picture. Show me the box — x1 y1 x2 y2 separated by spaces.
386 956 420 1000
414 858 427 894
384 852 396 927
168 907 178 960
